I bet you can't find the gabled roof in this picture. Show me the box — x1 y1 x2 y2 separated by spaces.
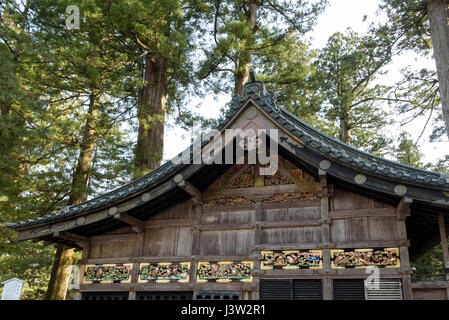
8 79 449 231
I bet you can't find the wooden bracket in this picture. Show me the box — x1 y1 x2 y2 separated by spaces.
396 197 413 221
53 231 90 248
114 213 145 233
178 180 202 204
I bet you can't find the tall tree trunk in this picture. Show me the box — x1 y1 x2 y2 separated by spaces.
428 0 449 141
235 62 250 96
68 92 100 205
45 245 75 300
234 1 259 95
45 92 99 300
340 111 351 144
134 55 167 178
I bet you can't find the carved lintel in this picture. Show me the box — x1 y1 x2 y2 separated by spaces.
178 180 202 204
113 213 144 233
53 231 90 248
396 198 413 221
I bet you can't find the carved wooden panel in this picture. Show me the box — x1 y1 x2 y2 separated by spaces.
202 155 320 206
83 264 132 284
331 248 400 268
203 197 254 207
262 192 319 203
227 165 255 188
138 262 190 283
261 250 322 269
196 261 253 282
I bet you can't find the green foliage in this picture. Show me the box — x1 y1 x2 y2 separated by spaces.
379 0 448 143
0 240 55 300
379 0 431 54
0 0 136 298
196 0 328 94
412 242 448 274
1 0 448 299
394 131 424 167
256 34 323 118
315 29 393 155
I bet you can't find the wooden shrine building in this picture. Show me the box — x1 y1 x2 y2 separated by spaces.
8 78 449 300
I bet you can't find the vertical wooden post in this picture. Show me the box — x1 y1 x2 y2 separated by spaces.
319 169 333 300
437 213 449 300
438 213 449 271
252 202 263 300
131 262 140 284
191 205 201 256
319 169 330 244
322 249 333 300
322 276 333 300
396 198 413 300
254 202 263 245
191 260 198 300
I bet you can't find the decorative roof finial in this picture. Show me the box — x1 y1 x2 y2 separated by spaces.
249 69 256 82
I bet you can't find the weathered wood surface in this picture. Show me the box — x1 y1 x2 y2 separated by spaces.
87 186 406 260
77 160 412 299
413 288 447 300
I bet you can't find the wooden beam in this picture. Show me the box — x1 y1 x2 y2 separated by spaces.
53 231 89 242
331 207 396 219
53 231 90 247
113 213 144 233
177 180 202 204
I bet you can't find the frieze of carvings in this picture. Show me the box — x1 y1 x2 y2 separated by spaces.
262 192 319 203
264 171 292 186
203 196 254 207
331 248 400 268
83 264 132 284
196 261 253 282
227 165 255 188
261 250 322 270
138 262 190 283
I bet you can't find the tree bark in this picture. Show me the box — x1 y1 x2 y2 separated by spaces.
45 92 99 300
45 245 75 300
69 92 100 204
340 111 351 144
134 55 167 178
427 0 449 141
234 1 259 95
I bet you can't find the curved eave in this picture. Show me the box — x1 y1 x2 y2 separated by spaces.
9 162 200 231
8 80 449 231
279 108 449 190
